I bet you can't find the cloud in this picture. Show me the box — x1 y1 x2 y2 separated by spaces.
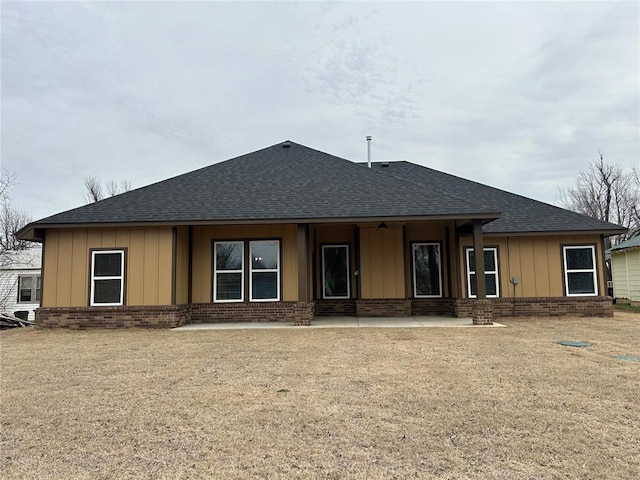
1 1 638 220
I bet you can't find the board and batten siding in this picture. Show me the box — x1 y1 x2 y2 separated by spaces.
191 224 298 303
42 227 174 307
611 247 640 301
459 234 605 298
358 224 405 299
174 226 189 305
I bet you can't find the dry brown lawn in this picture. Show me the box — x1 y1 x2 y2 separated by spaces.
1 312 639 479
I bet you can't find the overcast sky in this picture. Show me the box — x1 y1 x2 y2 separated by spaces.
2 1 639 222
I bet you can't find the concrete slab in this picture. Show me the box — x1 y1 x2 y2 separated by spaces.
171 316 504 331
357 318 425 328
174 322 296 331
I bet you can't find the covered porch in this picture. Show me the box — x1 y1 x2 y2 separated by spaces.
186 215 496 326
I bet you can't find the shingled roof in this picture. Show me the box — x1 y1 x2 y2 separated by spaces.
367 161 627 235
24 141 499 229
20 141 625 238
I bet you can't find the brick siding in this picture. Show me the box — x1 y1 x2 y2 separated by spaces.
411 298 454 316
190 301 315 326
453 296 614 318
34 296 612 329
356 299 412 317
35 305 190 329
471 299 493 325
316 299 357 316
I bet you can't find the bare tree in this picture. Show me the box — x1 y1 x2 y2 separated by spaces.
105 179 132 197
558 153 639 246
85 177 131 203
84 176 103 203
0 170 33 252
0 170 35 313
0 203 32 251
0 170 16 201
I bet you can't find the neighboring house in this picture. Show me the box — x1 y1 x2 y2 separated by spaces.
18 141 626 329
608 236 640 303
0 248 42 321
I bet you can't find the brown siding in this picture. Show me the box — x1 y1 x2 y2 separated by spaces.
42 231 58 307
42 227 174 307
459 234 605 298
174 226 189 305
191 224 298 303
359 224 405 299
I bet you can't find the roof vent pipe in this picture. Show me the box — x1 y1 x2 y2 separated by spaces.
366 136 372 168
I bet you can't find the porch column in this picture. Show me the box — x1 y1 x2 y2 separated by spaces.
472 219 493 325
296 224 313 325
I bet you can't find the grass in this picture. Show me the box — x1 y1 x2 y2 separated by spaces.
614 302 640 314
1 312 639 479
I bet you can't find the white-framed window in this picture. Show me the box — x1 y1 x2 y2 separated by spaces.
563 245 598 296
214 241 244 302
90 250 125 306
322 244 350 299
412 242 442 298
465 247 499 298
249 240 280 302
18 275 41 303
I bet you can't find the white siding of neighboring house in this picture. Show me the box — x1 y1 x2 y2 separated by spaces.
611 247 640 302
0 248 42 321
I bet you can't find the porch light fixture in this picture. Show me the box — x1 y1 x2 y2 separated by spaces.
378 222 388 230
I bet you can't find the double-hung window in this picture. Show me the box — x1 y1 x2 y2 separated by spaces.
90 250 125 306
250 241 280 301
466 247 499 298
18 275 41 303
412 243 442 298
322 245 350 299
214 242 244 301
563 246 598 296
214 240 280 302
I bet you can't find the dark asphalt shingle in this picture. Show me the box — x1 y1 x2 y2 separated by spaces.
32 142 499 225
366 161 626 234
27 141 625 236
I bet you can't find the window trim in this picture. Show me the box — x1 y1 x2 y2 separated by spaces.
465 247 500 298
562 245 598 297
411 242 443 299
89 249 125 306
213 241 245 303
17 275 41 304
321 244 351 300
249 240 281 302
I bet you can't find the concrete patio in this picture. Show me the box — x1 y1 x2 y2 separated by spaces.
172 316 505 331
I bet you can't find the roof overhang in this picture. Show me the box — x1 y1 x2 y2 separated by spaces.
479 228 628 238
18 212 502 241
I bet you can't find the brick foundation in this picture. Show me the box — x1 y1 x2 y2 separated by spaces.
356 299 412 317
35 305 190 329
190 301 315 325
411 298 454 316
316 299 357 316
453 296 614 318
471 299 493 325
33 296 613 329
